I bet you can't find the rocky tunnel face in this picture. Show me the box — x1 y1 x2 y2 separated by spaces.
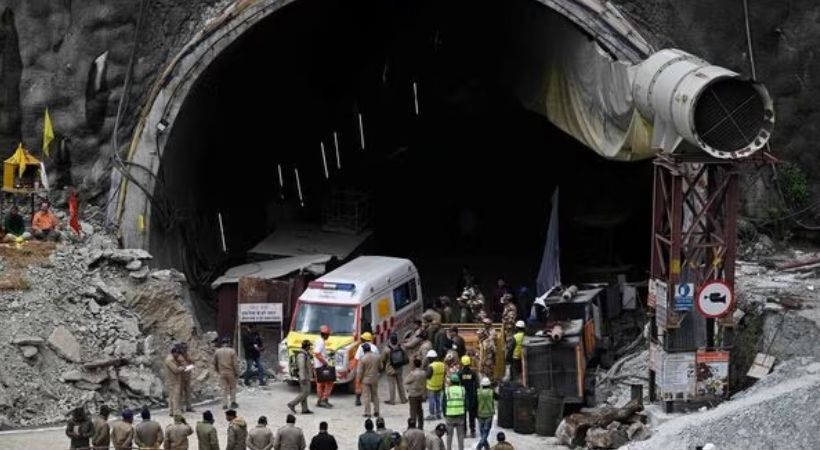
152 0 652 295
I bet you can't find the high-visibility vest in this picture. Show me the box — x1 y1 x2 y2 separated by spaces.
477 387 495 418
512 332 525 360
445 385 466 417
427 361 446 391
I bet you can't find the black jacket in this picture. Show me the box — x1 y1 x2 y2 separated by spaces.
66 416 94 449
459 368 479 408
310 431 338 450
242 332 262 359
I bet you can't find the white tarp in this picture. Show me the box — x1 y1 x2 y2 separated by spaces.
211 254 331 289
248 222 372 259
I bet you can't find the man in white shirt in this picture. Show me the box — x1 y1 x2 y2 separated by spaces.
314 325 335 408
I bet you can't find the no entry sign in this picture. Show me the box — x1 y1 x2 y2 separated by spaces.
696 280 734 318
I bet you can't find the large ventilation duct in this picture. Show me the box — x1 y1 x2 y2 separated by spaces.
633 49 774 159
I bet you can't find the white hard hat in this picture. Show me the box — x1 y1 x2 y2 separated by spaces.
426 349 438 359
480 377 491 387
515 320 526 328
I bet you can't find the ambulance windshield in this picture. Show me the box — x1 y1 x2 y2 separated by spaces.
292 302 356 335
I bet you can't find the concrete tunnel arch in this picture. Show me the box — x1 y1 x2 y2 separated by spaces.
114 0 654 249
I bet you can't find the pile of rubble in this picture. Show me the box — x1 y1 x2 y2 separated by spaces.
555 397 651 449
0 225 215 429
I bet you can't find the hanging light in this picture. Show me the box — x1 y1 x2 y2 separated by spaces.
333 131 341 169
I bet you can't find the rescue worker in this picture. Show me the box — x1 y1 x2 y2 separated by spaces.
273 414 306 450
135 408 164 449
449 327 466 357
490 432 514 450
477 327 497 383
357 343 381 418
403 358 427 430
476 378 496 450
416 331 433 369
242 326 266 387
402 418 425 450
506 321 525 383
195 411 219 450
313 325 334 408
308 421 338 450
91 405 111 450
501 294 517 338
443 374 466 450
492 279 510 322
421 307 442 331
66 407 94 449
225 409 248 450
214 336 240 409
382 332 408 404
164 415 193 450
357 419 381 450
444 351 461 387
459 356 479 438
31 202 61 241
353 331 379 406
424 350 445 421
178 343 195 412
247 416 274 450
287 339 314 415
401 320 425 363
111 409 135 450
165 345 186 417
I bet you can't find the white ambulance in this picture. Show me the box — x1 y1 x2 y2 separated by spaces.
278 256 423 384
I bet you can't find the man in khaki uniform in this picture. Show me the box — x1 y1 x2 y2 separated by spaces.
111 410 135 450
213 337 239 409
164 415 193 450
287 340 313 414
246 416 274 450
403 358 427 430
91 405 111 450
135 408 164 449
195 411 219 450
402 418 426 450
225 410 248 450
179 343 195 413
273 414 306 450
165 346 186 417
356 343 381 418
381 333 408 405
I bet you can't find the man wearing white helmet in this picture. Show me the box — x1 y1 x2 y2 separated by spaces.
476 377 496 450
424 349 445 420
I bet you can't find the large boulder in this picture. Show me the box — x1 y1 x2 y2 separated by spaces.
118 366 163 399
47 326 81 363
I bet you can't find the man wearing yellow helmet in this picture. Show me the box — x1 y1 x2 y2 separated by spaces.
458 355 479 439
353 331 379 406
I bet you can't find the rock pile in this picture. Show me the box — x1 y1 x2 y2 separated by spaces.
0 228 214 429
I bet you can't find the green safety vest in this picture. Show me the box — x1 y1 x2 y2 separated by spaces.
477 388 495 418
445 385 466 417
427 361 446 392
512 332 525 360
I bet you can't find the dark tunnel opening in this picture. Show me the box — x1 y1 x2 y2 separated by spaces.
153 0 653 313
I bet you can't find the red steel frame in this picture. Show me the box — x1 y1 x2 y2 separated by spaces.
647 153 741 403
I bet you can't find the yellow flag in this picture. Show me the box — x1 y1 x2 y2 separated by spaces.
14 143 25 178
43 108 54 157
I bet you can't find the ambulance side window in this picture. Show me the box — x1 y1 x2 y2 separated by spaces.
361 303 373 334
393 278 418 312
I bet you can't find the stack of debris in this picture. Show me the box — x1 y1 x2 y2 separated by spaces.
555 397 651 448
0 224 215 429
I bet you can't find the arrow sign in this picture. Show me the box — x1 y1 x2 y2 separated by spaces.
696 280 734 318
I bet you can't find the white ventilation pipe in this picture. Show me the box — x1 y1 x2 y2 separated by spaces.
632 49 774 159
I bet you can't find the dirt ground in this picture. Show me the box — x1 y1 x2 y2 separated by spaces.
0 376 567 450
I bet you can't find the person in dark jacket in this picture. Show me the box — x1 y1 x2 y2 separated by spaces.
357 419 382 450
242 325 266 386
66 407 94 449
309 421 338 450
459 357 479 438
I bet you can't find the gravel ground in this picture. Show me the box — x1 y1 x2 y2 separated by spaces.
0 376 568 450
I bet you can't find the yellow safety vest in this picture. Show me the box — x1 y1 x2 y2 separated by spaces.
427 361 446 391
512 332 525 360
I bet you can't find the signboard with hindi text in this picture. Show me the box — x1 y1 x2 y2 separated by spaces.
238 303 283 323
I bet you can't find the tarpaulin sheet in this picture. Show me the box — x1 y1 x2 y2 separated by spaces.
507 3 655 161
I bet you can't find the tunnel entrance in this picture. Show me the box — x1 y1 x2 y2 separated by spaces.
152 0 651 306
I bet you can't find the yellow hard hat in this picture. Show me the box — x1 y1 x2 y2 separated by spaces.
461 355 471 366
361 332 373 341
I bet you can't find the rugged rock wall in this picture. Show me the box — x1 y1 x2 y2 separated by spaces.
0 0 815 205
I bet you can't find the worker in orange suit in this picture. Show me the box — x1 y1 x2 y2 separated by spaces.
313 325 335 408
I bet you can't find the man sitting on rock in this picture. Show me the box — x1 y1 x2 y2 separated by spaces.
31 202 61 241
2 205 30 242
